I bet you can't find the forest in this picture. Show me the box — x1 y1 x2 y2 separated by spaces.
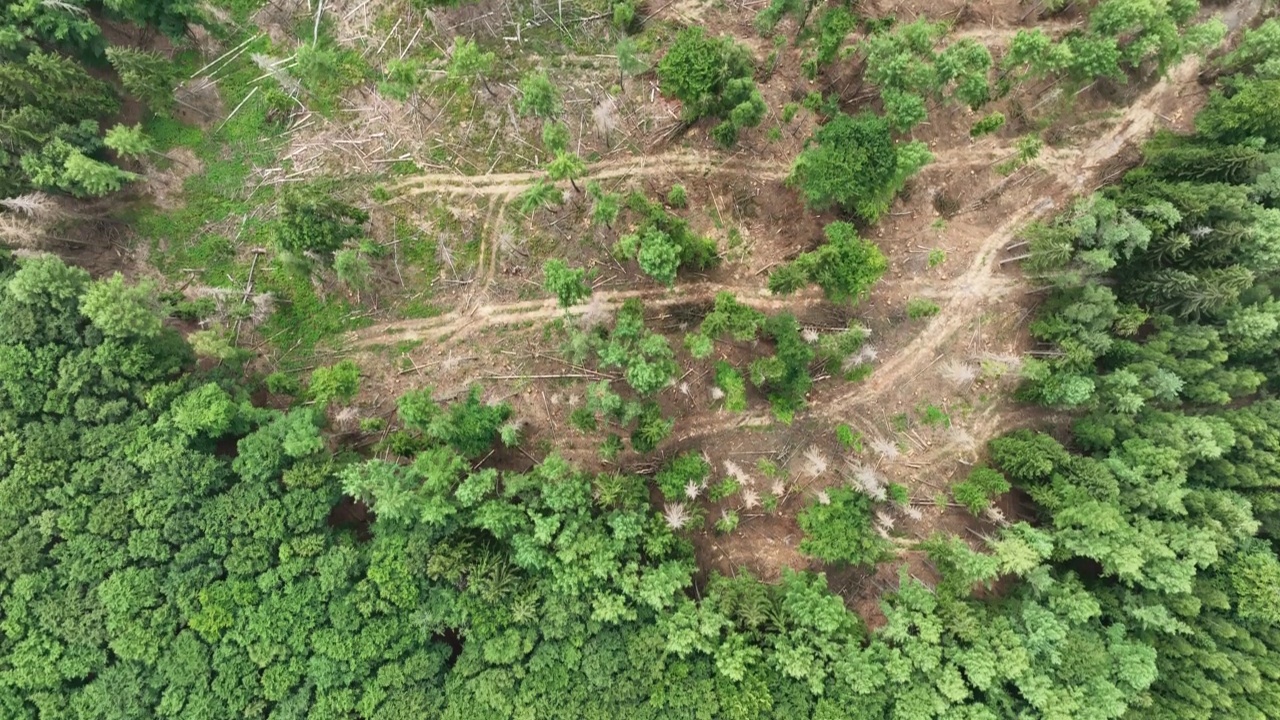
4 0 1280 718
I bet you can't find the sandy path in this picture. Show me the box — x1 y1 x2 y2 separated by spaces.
389 150 790 200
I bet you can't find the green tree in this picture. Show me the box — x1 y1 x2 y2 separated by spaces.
797 486 890 566
103 123 154 160
447 37 497 96
546 150 587 192
516 70 561 118
541 120 570 153
788 112 931 221
768 222 886 303
308 359 360 406
515 178 563 215
542 259 591 308
273 188 369 256
656 27 765 145
105 46 176 116
80 273 163 338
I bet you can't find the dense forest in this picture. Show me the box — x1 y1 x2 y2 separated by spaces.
6 0 1280 718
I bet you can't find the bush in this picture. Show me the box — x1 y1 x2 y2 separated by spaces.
543 259 591 307
953 466 1011 514
768 222 886 303
797 486 890 566
667 184 688 208
657 27 766 145
788 112 932 221
309 360 360 406
970 112 1006 137
274 188 368 256
907 298 940 319
517 70 561 118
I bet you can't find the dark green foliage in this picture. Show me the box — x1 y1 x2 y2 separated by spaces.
106 47 177 117
273 188 369 256
750 314 814 415
396 385 511 458
4 247 1275 720
768 222 886 303
797 487 889 566
1198 77 1280 146
788 112 932 221
656 27 766 145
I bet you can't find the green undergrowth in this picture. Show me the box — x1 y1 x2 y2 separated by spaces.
133 32 373 366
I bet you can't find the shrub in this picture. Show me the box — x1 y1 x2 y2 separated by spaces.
953 466 1011 514
907 298 940 319
797 486 890 566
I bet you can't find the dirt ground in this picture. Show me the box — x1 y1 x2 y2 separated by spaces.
90 0 1264 623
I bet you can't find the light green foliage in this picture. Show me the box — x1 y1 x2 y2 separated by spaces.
516 70 561 118
1219 18 1280 78
541 120 570 153
615 194 719 284
753 0 804 35
542 259 591 308
714 360 747 412
906 298 940 319
545 150 587 191
615 36 649 82
104 123 154 159
571 299 679 397
587 181 622 227
308 359 360 406
952 466 1011 514
617 226 681 285
687 292 766 355
379 57 423 100
836 423 863 452
797 487 890 566
969 111 1006 137
333 248 371 289
80 273 163 338
515 178 563 215
7 253 90 305
928 248 947 267
657 451 711 500
656 27 766 145
667 184 688 208
996 135 1043 175
273 187 368 256
862 20 991 130
715 509 740 533
446 36 496 95
789 112 932 221
801 6 858 79
610 0 638 31
768 221 887 302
